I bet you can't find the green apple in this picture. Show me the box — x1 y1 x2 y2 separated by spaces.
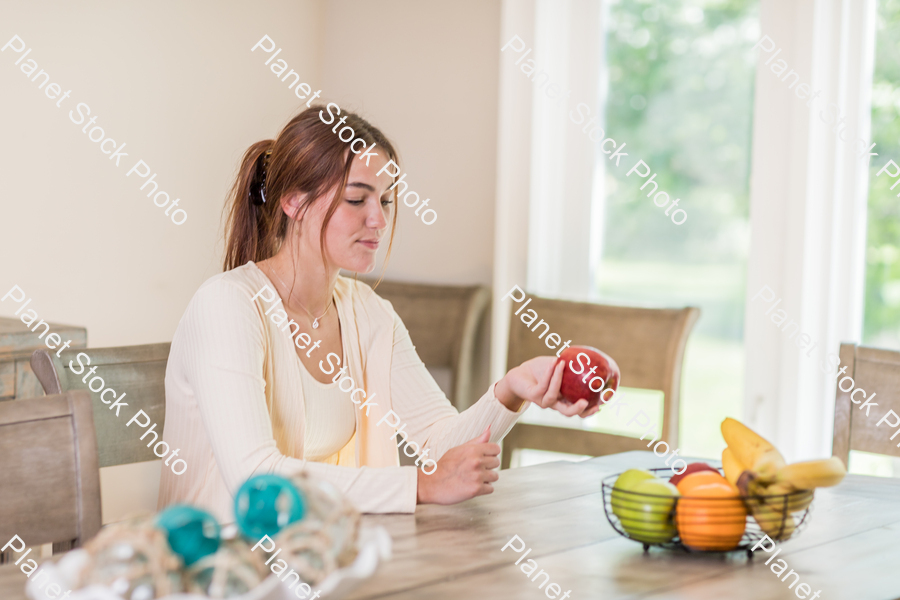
617 479 680 544
611 469 656 519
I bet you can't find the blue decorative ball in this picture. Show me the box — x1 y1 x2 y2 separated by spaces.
155 505 221 567
234 474 306 542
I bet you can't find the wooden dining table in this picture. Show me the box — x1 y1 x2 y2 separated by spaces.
2 450 899 599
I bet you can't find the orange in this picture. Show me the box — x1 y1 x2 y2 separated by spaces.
675 471 728 495
675 480 747 551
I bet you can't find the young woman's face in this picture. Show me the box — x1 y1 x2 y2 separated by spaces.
297 151 395 274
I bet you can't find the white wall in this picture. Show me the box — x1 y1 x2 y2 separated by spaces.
1 0 502 354
318 0 501 287
0 0 323 348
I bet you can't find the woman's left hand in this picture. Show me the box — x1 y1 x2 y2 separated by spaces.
496 356 600 418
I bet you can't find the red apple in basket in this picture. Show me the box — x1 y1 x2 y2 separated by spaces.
669 462 719 486
557 345 620 409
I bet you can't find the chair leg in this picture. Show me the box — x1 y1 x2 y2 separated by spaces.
501 449 514 470
501 425 523 470
500 441 514 470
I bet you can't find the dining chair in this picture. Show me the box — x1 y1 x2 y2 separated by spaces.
500 295 700 469
30 343 170 468
832 343 900 466
0 316 87 401
0 390 101 560
363 279 491 411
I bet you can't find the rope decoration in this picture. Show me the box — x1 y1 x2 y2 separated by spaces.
183 539 268 598
75 473 361 597
272 473 361 585
76 515 184 598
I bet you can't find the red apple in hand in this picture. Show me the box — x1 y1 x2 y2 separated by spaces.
558 345 620 409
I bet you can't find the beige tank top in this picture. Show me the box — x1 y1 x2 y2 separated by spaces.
297 357 357 462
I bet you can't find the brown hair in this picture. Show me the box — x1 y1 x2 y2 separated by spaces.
223 105 400 275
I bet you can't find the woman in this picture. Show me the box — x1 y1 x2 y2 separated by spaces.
158 106 598 521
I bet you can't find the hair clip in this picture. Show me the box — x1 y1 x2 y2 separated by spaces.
249 150 272 205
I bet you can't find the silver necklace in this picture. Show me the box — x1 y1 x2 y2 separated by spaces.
265 265 332 329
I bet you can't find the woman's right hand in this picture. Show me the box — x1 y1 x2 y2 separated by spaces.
416 426 500 505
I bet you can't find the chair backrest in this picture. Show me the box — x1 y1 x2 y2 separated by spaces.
506 295 700 441
365 279 491 410
31 343 170 468
502 294 699 468
833 343 900 465
0 316 87 401
0 391 101 552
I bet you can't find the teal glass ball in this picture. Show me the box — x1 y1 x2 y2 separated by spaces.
155 505 221 567
234 474 306 542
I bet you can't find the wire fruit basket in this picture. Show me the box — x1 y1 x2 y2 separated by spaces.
600 468 812 558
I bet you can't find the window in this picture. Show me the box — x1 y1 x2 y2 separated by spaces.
595 0 758 458
863 0 900 349
854 0 900 477
513 0 759 467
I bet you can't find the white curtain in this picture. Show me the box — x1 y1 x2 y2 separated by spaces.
526 0 604 299
744 0 876 461
492 0 536 381
492 0 603 381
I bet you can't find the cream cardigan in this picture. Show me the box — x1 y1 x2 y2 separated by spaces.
157 262 523 521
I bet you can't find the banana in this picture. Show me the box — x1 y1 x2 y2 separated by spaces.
737 471 814 518
721 447 746 487
737 471 772 501
761 481 795 496
755 481 814 513
784 490 814 513
750 502 796 540
757 481 796 508
721 418 785 482
752 448 787 482
775 457 846 489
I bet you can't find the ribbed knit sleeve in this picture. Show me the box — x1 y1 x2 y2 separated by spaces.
169 277 417 515
388 311 524 461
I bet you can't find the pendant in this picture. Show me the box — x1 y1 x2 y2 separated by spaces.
312 318 319 329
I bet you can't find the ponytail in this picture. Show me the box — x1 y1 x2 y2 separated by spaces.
223 140 274 271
